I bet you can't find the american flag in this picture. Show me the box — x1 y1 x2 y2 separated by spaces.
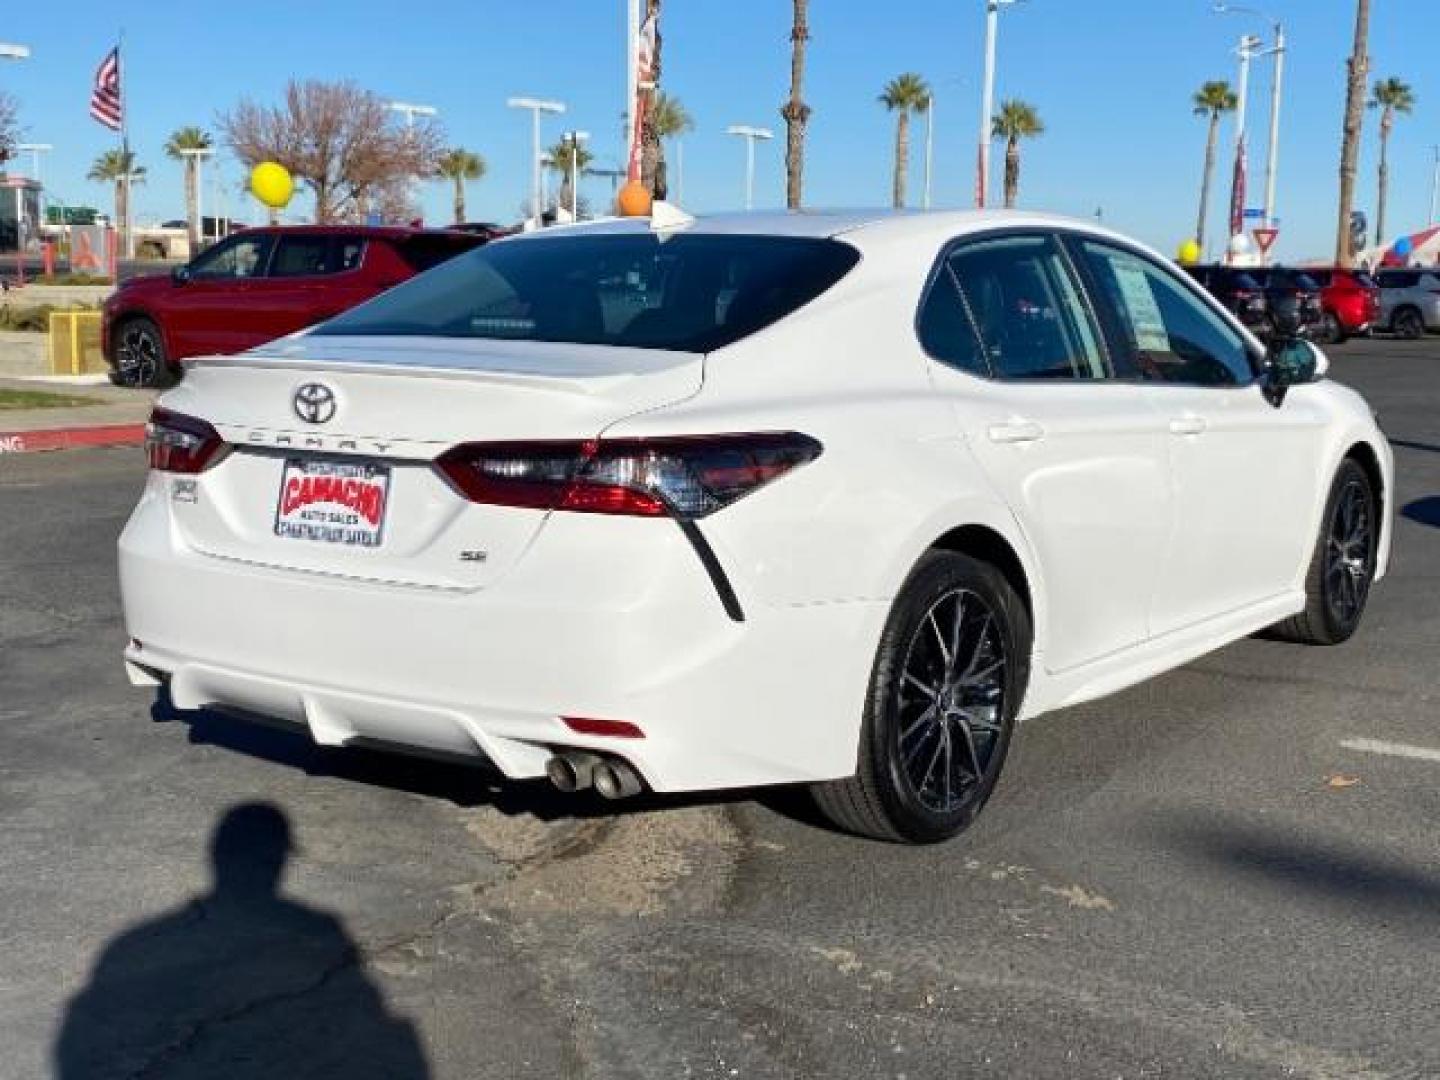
89 48 122 132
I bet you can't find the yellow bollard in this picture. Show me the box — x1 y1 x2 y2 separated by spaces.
70 313 81 376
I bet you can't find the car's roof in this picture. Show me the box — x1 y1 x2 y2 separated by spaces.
236 224 477 240
516 208 1134 245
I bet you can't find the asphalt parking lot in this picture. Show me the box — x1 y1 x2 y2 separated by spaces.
2 336 1438 1079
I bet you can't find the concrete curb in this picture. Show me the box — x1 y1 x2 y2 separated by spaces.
0 423 146 455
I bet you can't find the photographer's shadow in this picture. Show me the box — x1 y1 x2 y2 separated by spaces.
54 803 428 1079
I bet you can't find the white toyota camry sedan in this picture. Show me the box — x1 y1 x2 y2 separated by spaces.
119 210 1392 843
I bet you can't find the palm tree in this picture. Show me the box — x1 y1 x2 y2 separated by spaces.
435 148 486 226
879 73 930 209
87 148 145 246
649 92 693 201
1368 76 1416 247
638 0 665 197
780 0 811 209
1191 82 1237 253
991 99 1044 209
545 139 595 217
1335 0 1372 266
163 127 213 253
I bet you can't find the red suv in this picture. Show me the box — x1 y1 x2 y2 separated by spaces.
1304 267 1380 344
102 225 487 386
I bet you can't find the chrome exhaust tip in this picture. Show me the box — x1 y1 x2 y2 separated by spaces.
592 758 644 801
546 751 602 793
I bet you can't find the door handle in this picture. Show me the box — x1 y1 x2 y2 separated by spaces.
1169 416 1208 436
987 420 1045 444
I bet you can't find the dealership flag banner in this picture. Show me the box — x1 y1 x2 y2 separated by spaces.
89 47 123 131
1228 142 1248 241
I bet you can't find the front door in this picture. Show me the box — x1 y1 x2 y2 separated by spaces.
165 232 276 357
1068 237 1328 635
921 231 1173 673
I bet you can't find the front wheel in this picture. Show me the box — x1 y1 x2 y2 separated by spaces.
812 552 1031 843
1270 459 1378 645
110 317 175 389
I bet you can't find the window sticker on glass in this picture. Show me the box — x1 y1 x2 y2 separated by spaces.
1110 257 1172 355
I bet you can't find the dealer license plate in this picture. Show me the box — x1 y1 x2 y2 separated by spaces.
274 459 391 547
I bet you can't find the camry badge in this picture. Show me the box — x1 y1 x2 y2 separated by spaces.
293 383 337 425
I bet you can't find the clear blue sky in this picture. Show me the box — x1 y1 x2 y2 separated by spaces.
2 0 1434 261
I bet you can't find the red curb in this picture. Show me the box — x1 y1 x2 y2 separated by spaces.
0 423 147 455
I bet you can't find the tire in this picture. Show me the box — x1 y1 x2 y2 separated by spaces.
1316 312 1346 346
110 317 175 389
812 551 1032 843
1270 459 1378 646
1393 307 1425 340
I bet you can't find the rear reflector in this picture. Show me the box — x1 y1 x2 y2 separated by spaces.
435 432 822 519
145 408 228 474
562 716 646 739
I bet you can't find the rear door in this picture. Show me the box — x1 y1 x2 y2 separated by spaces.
923 231 1173 673
1068 236 1327 634
243 234 376 345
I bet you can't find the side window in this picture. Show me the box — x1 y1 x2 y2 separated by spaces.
190 234 273 280
269 236 334 278
1077 240 1253 387
947 234 1109 380
916 265 988 375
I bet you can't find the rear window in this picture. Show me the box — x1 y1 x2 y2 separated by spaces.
314 233 862 353
394 235 485 273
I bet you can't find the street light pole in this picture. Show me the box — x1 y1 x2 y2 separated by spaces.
388 102 438 223
976 0 1019 209
1225 33 1262 257
924 94 935 210
508 97 567 225
178 148 213 251
726 125 773 210
1430 146 1440 228
1214 5 1286 241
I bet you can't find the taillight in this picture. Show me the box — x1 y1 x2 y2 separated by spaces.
145 408 227 473
435 432 823 519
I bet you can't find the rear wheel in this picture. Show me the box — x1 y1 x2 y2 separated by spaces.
1393 307 1426 340
110 317 175 389
1271 459 1377 645
812 552 1031 843
1316 311 1346 345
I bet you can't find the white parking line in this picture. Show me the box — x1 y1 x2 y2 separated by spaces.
1340 737 1440 764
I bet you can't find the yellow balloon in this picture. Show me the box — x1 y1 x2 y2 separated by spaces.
1176 239 1202 266
249 162 294 209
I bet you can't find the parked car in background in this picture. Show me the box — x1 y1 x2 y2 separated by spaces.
120 211 1392 845
1302 267 1380 344
1375 267 1440 339
1183 265 1270 335
1247 267 1326 341
103 225 489 387
1186 265 1326 342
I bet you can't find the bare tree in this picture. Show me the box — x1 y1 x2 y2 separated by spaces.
0 93 19 167
1335 0 1371 267
220 81 443 224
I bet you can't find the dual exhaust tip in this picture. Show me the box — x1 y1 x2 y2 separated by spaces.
546 750 644 800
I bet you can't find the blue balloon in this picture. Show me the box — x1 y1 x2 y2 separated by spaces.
1394 236 1414 257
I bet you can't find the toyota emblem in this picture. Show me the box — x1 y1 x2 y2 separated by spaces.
293 383 337 425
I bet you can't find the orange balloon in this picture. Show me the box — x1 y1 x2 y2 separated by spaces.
617 181 653 217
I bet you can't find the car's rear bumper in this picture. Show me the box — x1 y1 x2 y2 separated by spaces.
118 475 884 793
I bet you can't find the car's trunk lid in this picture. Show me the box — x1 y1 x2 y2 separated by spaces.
159 335 702 590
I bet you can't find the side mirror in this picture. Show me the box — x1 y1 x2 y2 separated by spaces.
1261 338 1328 407
171 265 192 285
